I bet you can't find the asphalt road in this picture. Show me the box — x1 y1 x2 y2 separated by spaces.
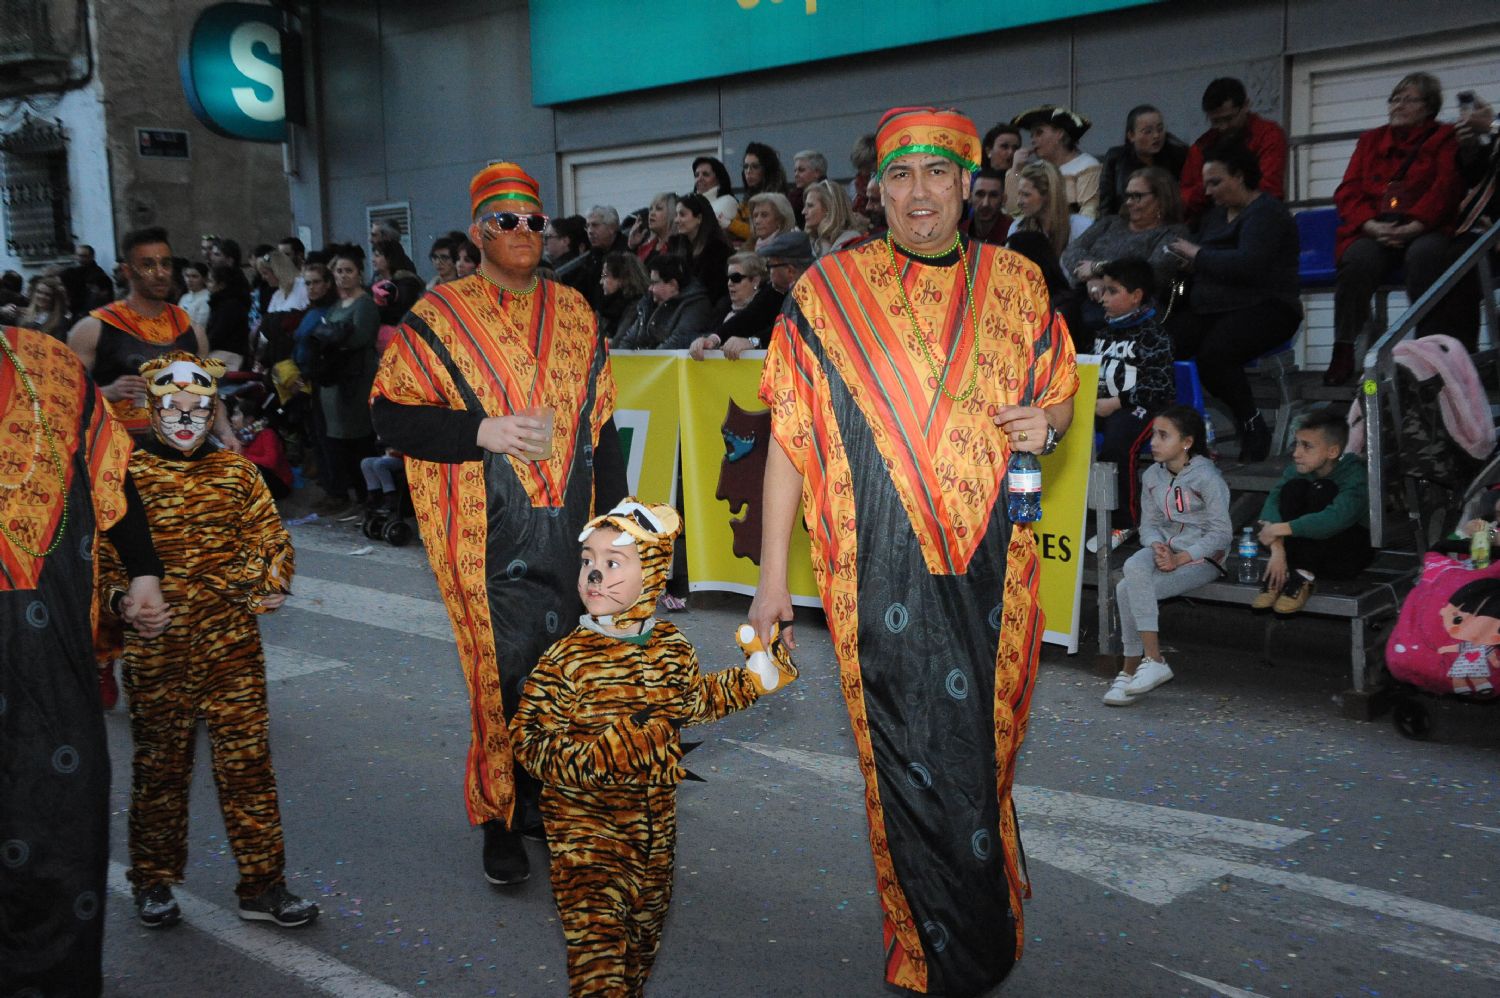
97 515 1500 997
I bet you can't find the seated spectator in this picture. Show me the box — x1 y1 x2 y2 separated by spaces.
748 191 797 250
730 142 790 246
1167 142 1301 462
1091 257 1175 542
278 235 307 269
670 193 733 306
0 270 25 312
206 263 252 365
691 155 741 233
636 192 678 261
967 168 1008 245
982 122 1023 184
1180 77 1287 220
803 179 865 257
1061 166 1187 337
790 149 828 218
615 254 713 350
427 235 460 288
230 395 293 500
1441 92 1500 351
455 238 481 278
360 446 404 513
848 133 877 219
15 275 70 340
688 251 782 360
1004 229 1086 354
1325 72 1464 384
597 251 649 342
1251 409 1373 616
178 261 210 328
1009 105 1102 217
1007 160 1091 256
1099 105 1190 216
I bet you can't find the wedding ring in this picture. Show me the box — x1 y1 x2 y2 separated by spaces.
1018 431 1029 442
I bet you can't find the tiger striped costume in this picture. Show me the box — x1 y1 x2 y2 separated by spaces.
512 501 786 997
98 353 296 902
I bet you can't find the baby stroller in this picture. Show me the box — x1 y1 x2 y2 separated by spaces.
361 470 416 547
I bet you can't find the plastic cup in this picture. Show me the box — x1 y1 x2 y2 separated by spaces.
520 405 554 461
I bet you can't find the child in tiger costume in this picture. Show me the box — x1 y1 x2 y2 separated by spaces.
99 352 318 930
511 499 796 998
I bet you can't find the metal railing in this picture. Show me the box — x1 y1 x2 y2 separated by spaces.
1362 223 1500 546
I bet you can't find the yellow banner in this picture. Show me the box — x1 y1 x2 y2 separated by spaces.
606 351 1093 649
677 356 820 605
1035 362 1098 653
610 352 681 505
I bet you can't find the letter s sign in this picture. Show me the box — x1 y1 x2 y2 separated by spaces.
181 3 287 141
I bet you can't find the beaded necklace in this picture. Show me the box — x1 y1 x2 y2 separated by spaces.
0 331 68 558
884 231 980 403
478 268 539 300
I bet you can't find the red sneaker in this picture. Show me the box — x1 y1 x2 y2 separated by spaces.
99 659 119 710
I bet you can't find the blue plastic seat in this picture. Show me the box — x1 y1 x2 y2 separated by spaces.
1296 207 1339 288
1173 360 1204 413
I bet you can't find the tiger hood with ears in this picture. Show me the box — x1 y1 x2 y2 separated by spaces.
578 499 681 631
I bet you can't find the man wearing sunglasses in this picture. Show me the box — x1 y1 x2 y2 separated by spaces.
371 162 627 890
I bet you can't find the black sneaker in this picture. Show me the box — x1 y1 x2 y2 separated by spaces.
134 883 181 929
482 819 530 885
239 883 320 927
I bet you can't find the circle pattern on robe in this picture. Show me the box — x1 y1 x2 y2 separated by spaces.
583 443 594 467
988 604 1003 631
506 559 527 579
906 762 933 789
884 603 909 634
74 891 100 920
1 839 29 868
79 534 93 562
52 745 80 774
25 600 48 628
923 919 950 953
945 669 969 700
545 611 560 634
971 828 992 860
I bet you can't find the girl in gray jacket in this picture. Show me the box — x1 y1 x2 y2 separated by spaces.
1106 406 1233 706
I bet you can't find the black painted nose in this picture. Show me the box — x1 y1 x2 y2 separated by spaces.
587 570 602 584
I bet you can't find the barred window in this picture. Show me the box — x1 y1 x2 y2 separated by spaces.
1 116 72 263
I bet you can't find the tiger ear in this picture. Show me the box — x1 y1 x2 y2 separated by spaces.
647 504 681 540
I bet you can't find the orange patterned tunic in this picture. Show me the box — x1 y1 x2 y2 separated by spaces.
759 238 1077 997
371 275 615 827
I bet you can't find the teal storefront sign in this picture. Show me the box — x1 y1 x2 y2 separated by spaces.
180 2 286 141
530 0 1159 105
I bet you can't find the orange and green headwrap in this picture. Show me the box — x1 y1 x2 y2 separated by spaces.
469 161 542 218
875 106 982 178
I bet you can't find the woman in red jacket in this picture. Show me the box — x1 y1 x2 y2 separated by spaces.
1327 72 1465 384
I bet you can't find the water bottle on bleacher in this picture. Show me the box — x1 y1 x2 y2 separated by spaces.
1236 527 1259 585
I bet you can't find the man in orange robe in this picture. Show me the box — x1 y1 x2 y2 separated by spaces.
371 163 625 886
750 108 1079 997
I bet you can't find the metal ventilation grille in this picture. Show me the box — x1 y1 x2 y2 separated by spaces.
366 202 413 260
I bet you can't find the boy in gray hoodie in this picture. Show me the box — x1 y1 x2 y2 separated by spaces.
1106 406 1234 705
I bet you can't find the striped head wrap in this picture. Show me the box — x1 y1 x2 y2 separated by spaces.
469 162 542 217
875 107 982 178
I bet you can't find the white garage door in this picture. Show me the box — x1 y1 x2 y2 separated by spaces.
561 135 721 221
1288 35 1500 367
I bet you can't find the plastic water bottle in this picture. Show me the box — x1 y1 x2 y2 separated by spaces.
1007 451 1043 524
1236 527 1259 584
1472 526 1491 569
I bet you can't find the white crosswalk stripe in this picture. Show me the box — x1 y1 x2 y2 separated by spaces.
286 576 454 644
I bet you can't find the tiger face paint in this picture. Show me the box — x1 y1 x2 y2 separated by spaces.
577 499 682 630
141 353 224 454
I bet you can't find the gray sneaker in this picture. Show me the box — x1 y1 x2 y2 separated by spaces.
239 883 319 927
134 883 181 929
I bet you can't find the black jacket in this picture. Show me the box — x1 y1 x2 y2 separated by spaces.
616 281 714 350
1098 136 1190 216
